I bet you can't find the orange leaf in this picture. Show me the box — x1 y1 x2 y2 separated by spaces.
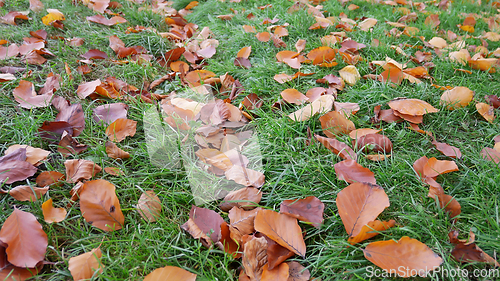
64 159 101 183
143 265 197 281
254 209 306 257
432 141 462 159
36 171 64 187
105 118 137 142
68 248 104 280
388 98 438 116
219 187 262 211
0 208 48 267
4 144 50 165
241 236 268 280
319 111 355 137
422 157 458 178
280 89 308 105
334 159 376 184
307 46 336 65
280 196 324 228
9 185 48 202
228 207 259 244
242 25 256 33
105 141 130 159
42 198 67 223
12 80 53 109
314 134 357 161
348 220 396 244
440 86 474 110
76 79 101 99
476 102 495 123
364 237 443 277
0 11 30 25
256 32 271 42
137 190 162 222
29 0 44 13
225 166 265 187
353 133 393 153
261 263 289 280
286 261 310 280
336 182 390 237
170 61 189 73
79 179 125 231
236 46 251 59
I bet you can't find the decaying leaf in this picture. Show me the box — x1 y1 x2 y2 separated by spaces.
79 179 124 231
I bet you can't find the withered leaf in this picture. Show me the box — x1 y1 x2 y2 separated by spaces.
219 187 262 211
80 179 124 231
137 190 162 222
68 248 104 280
241 235 268 280
105 141 130 160
42 198 67 223
334 159 376 184
9 185 48 202
105 118 137 142
64 159 101 183
143 265 197 281
184 205 224 245
280 196 324 228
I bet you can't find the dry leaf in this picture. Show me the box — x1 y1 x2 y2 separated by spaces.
5 144 50 165
336 182 390 237
254 209 306 257
242 236 267 280
0 208 48 267
9 185 48 202
105 141 130 159
319 111 355 137
143 265 197 281
440 87 474 110
288 95 334 121
68 248 104 281
219 187 262 211
334 159 376 184
314 134 357 161
348 220 396 244
280 196 324 228
137 190 162 222
80 179 124 231
281 89 308 105
261 263 289 281
65 159 101 183
364 237 443 277
225 166 265 187
338 65 360 86
105 118 137 142
42 198 67 223
476 102 495 123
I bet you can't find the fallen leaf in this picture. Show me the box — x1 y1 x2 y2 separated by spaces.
476 102 495 123
334 159 376 184
82 49 108 60
0 12 30 26
13 80 53 109
36 171 64 187
336 182 390 237
86 14 127 26
364 237 443 277
225 166 265 187
428 37 447 49
254 209 306 257
280 89 308 105
105 141 130 159
359 18 377 31
137 190 162 222
42 198 67 223
4 144 50 165
481 147 500 164
0 148 37 184
286 261 310 281
105 118 137 142
449 230 500 266
228 207 259 244
319 111 355 137
388 98 438 116
288 95 334 121
314 134 357 161
64 159 101 183
261 263 289 281
242 235 267 280
58 132 88 156
68 248 104 281
77 79 101 99
432 141 462 159
280 196 324 228
422 157 458 178
143 265 197 281
339 65 360 86
348 220 396 244
353 133 393 153
41 9 64 26
182 205 225 245
256 32 271 42
0 208 47 267
9 185 48 202
219 187 262 211
440 87 474 110
80 179 124 231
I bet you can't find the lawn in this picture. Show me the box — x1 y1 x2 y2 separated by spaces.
1 0 500 280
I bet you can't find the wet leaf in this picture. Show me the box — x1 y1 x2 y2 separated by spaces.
0 208 47 267
364 237 443 277
80 179 124 231
336 182 390 237
42 198 67 223
254 209 306 257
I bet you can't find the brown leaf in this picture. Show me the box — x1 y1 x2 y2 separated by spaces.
319 111 355 137
68 248 104 280
0 12 30 25
353 133 393 153
314 134 357 161
449 230 499 266
349 129 380 140
388 98 438 116
93 103 128 124
77 79 101 99
13 80 52 109
64 159 101 183
4 144 49 165
288 95 334 121
348 220 396 244
42 198 67 223
287 261 310 281
9 185 48 202
256 32 271 42
254 209 306 257
334 159 376 184
0 148 37 184
432 141 462 158
440 86 474 110
143 265 197 281
261 263 289 281
280 196 324 228
137 190 162 222
80 179 124 231
339 65 360 86
236 46 251 59
181 219 212 247
170 61 189 73
58 132 88 156
307 46 336 65
29 0 44 12
86 15 127 26
0 243 42 280
218 222 241 258
336 182 390 237
422 157 458 178
36 171 64 187
228 207 259 244
241 235 268 280
0 208 47 267
219 187 262 211
108 35 125 53
280 89 308 105
364 237 443 277
481 147 500 164
105 118 137 142
476 102 495 123
184 205 224 245
54 99 85 137
81 49 108 60
105 141 130 160
225 166 265 188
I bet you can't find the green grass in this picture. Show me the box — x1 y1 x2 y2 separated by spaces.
1 0 500 280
